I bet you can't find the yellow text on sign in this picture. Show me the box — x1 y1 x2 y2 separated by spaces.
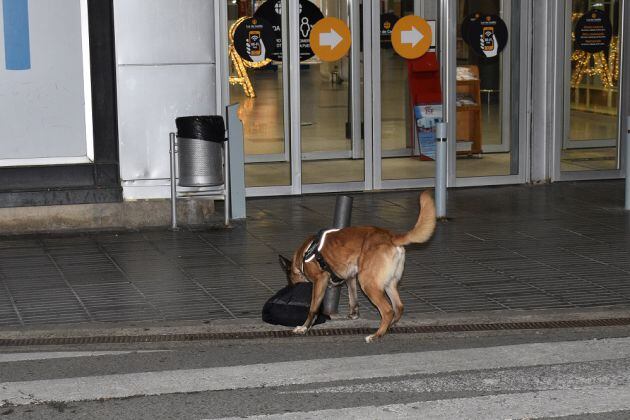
392 15 432 59
310 17 351 62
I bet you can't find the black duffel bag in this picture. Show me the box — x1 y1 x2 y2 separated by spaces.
262 282 329 327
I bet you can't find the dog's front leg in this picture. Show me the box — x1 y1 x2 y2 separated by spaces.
346 276 360 319
293 277 328 335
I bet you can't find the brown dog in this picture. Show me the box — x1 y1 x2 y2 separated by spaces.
279 190 436 342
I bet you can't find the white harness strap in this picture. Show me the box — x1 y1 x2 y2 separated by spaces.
304 228 339 262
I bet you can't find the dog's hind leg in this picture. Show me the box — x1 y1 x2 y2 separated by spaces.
386 248 405 325
385 284 404 326
346 276 360 319
293 275 328 335
361 281 395 343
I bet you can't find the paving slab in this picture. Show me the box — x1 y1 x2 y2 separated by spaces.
0 180 629 335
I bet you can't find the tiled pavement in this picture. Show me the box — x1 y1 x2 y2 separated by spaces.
1 180 630 329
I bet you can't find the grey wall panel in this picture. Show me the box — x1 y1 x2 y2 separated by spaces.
0 0 87 161
113 0 215 65
117 65 216 182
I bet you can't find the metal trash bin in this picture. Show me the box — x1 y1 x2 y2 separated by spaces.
175 116 226 187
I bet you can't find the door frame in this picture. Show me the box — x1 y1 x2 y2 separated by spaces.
551 0 629 182
375 0 531 191
448 0 531 188
241 0 372 197
372 0 435 191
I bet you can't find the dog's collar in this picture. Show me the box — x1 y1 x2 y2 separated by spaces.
302 228 344 285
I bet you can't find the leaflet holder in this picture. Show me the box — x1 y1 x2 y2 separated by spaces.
407 52 442 160
407 52 442 106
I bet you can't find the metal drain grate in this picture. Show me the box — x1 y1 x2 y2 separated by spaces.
1 317 630 347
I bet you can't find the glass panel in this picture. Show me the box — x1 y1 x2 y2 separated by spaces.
381 0 437 181
301 0 364 185
455 0 519 178
562 0 621 172
228 0 291 187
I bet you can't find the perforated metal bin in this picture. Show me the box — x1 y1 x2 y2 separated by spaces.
175 116 226 187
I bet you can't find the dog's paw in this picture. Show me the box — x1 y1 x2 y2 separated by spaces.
293 326 308 335
347 312 360 320
365 334 376 343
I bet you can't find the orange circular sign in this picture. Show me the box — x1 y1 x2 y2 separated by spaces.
310 17 351 62
391 15 432 59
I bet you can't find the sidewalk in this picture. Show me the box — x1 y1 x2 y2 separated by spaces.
1 180 629 335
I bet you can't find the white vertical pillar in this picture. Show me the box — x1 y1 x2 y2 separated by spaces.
626 116 630 210
435 122 447 218
439 0 457 187
287 0 302 195
169 133 178 230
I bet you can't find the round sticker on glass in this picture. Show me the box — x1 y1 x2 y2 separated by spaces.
574 9 612 53
254 0 324 62
464 14 508 59
233 17 276 64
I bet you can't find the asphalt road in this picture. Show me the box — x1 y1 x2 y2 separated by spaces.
1 326 630 419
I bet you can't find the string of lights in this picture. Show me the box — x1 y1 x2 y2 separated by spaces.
228 16 273 98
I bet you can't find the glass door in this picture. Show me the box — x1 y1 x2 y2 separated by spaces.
373 0 437 190
373 0 436 190
559 0 625 176
451 0 528 186
372 0 529 190
227 0 292 192
299 0 367 190
228 0 369 195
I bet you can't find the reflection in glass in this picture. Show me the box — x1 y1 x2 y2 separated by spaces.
301 0 364 185
228 0 290 187
455 0 517 178
380 1 433 181
562 0 620 172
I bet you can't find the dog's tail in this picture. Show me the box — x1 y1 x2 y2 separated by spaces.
392 190 436 247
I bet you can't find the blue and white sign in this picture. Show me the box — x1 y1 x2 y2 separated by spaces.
414 104 442 161
2 0 31 70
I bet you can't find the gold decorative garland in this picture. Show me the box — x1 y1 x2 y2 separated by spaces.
228 16 273 98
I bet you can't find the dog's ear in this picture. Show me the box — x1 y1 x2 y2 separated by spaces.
278 255 292 273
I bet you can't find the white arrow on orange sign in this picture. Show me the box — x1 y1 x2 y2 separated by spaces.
401 26 424 47
392 15 432 59
320 28 343 49
310 17 351 62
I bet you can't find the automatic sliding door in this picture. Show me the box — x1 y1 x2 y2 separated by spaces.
561 0 623 173
379 0 438 183
301 0 364 186
228 0 291 189
454 0 522 180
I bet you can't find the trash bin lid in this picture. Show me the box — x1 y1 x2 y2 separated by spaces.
176 115 226 142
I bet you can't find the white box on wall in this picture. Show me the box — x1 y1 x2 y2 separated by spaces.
0 0 90 165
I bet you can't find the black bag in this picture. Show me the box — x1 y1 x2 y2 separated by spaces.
262 282 329 327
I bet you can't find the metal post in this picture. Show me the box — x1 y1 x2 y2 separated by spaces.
227 103 247 220
223 140 231 226
626 116 630 210
169 133 178 230
435 122 447 219
321 195 353 316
